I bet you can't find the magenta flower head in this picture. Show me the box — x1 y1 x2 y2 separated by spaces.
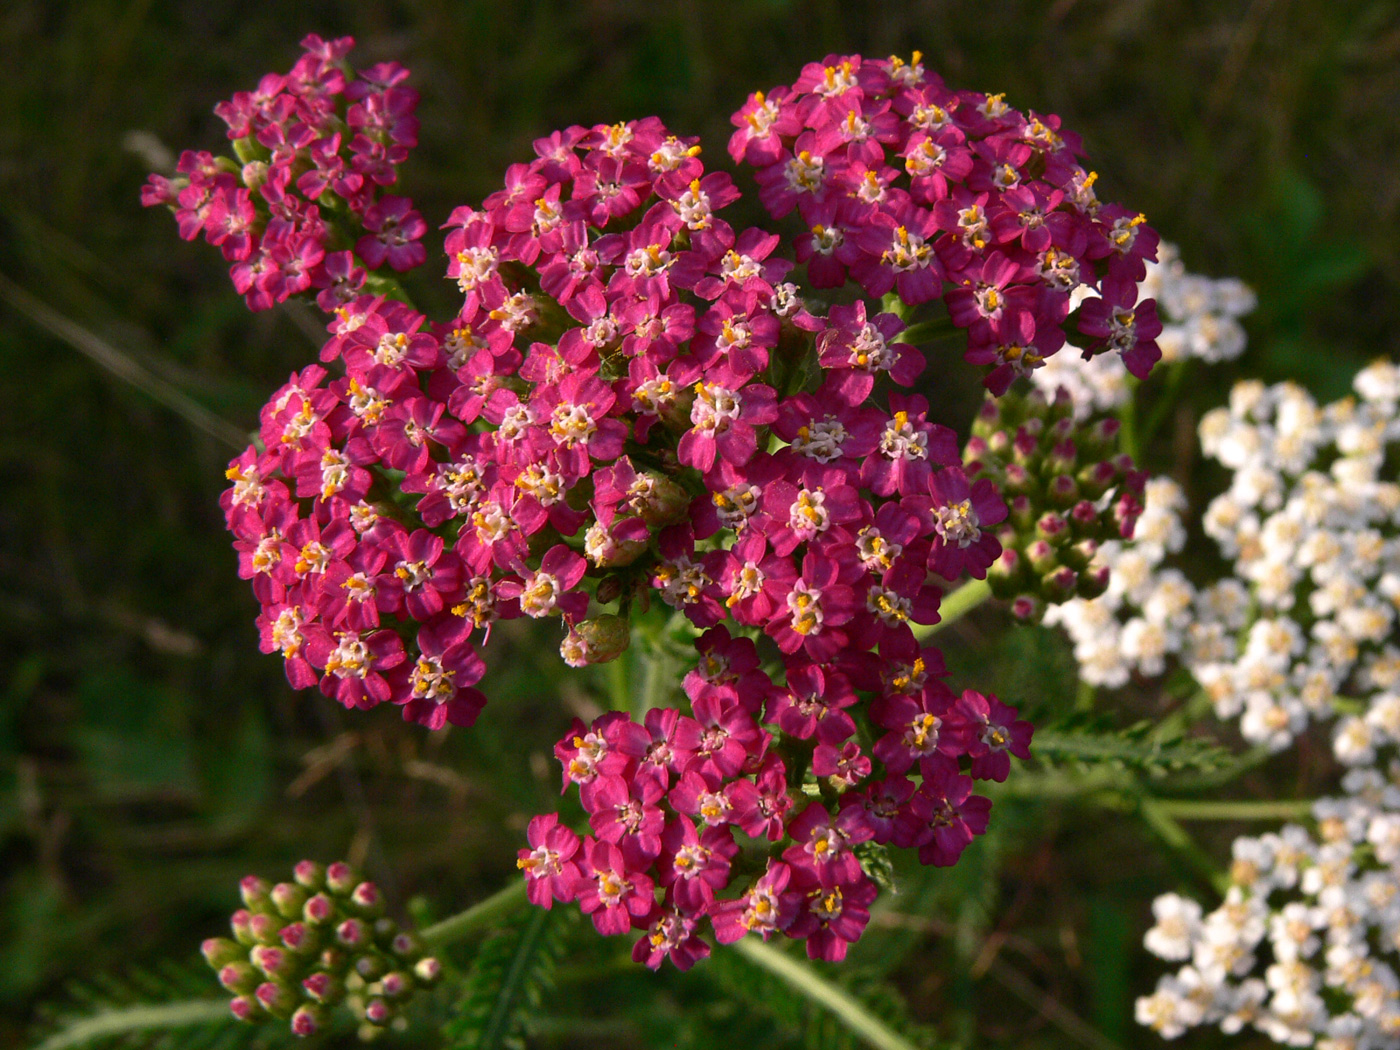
147 43 1187 979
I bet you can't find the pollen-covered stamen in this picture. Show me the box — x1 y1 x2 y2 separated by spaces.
271 607 306 658
650 135 701 173
280 401 319 444
867 585 912 625
225 464 267 509
470 502 512 543
697 789 732 826
497 404 537 443
410 654 456 702
516 844 562 878
672 842 712 879
325 634 371 679
957 204 991 251
1036 246 1081 292
995 343 1044 377
934 499 982 547
488 291 538 332
726 560 767 607
595 869 626 907
744 91 779 134
691 383 743 435
583 314 619 348
624 243 675 279
341 571 376 604
374 331 411 367
905 138 948 177
793 418 849 461
742 886 783 933
655 556 711 609
810 224 844 256
453 246 499 293
884 656 929 696
250 532 284 575
672 177 714 229
787 581 825 635
789 488 832 536
715 318 753 356
880 410 928 461
549 402 597 448
296 541 331 576
854 169 888 206
817 61 856 97
394 559 431 591
1106 305 1140 353
568 731 608 782
846 323 898 373
992 163 1020 192
909 101 952 131
1109 212 1148 253
981 721 1011 752
978 92 1010 119
881 225 934 272
453 576 499 631
905 712 942 754
972 282 1004 320
347 378 389 424
855 526 903 572
784 151 825 194
516 463 566 505
632 377 676 415
532 196 563 236
712 483 761 531
807 823 850 863
520 570 563 617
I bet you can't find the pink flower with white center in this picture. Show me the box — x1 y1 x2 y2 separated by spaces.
659 817 738 913
356 195 426 272
637 706 702 788
871 681 966 774
762 472 862 557
632 908 710 972
782 803 871 884
922 466 1007 581
663 171 741 256
692 227 787 302
572 154 651 227
772 387 883 481
694 455 781 539
768 552 858 661
851 563 941 649
955 690 1033 782
581 773 666 866
399 623 486 730
796 215 861 288
817 302 923 406
787 869 878 962
541 371 625 472
443 215 503 311
853 210 944 303
517 814 584 908
728 87 801 166
555 712 649 793
500 544 587 621
840 775 916 846
893 755 992 867
945 252 1035 344
678 376 777 473
692 302 778 380
1077 275 1163 378
725 755 793 842
754 136 830 221
688 694 766 780
577 839 654 936
669 769 734 828
850 502 922 575
306 627 405 710
712 860 801 944
683 626 772 715
379 529 462 621
256 603 318 689
901 130 975 204
767 660 858 744
812 739 871 787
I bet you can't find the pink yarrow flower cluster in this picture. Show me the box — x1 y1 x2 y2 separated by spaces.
155 45 1159 968
142 35 425 311
732 52 1163 388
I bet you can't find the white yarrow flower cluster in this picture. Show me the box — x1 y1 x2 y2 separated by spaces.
1139 768 1400 1046
1048 361 1400 762
1033 243 1256 418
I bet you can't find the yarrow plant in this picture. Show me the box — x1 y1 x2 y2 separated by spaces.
134 34 1190 1040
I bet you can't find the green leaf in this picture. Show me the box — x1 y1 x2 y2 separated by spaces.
444 907 567 1050
1032 717 1233 777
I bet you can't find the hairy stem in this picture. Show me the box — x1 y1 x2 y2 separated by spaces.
34 1000 232 1050
421 878 530 947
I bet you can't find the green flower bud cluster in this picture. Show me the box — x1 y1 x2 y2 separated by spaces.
964 386 1146 623
202 860 441 1039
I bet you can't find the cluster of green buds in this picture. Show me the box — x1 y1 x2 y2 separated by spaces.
964 386 1146 623
201 860 440 1038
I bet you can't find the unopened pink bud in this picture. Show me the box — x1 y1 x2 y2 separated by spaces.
229 995 259 1022
249 912 282 945
414 956 442 985
380 971 411 999
239 876 272 911
218 962 257 994
364 998 393 1026
349 881 383 915
290 1004 324 1037
202 936 244 968
301 971 344 1004
336 918 368 947
303 893 335 925
293 860 325 890
325 862 357 896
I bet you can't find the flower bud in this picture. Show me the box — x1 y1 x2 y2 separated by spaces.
970 400 1001 440
325 862 359 896
363 997 394 1026
1008 494 1035 532
594 575 625 605
240 876 273 912
414 957 443 986
1039 566 1079 603
1035 511 1070 546
249 912 283 945
1077 564 1111 599
249 944 291 980
293 860 326 891
349 881 384 918
202 937 244 969
1063 538 1099 572
1010 595 1045 623
290 1004 325 1037
1026 539 1059 576
380 971 412 999
336 918 370 948
633 473 690 527
561 615 631 667
390 932 422 958
271 882 309 920
228 995 261 1022
303 893 336 926
302 971 345 1005
219 962 258 994
988 543 1027 600
280 922 318 955
254 980 297 1019
1046 474 1079 509
356 952 388 982
1045 438 1078 478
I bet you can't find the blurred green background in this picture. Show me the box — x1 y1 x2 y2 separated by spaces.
1 1 1396 1046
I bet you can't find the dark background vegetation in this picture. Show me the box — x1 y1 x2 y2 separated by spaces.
1 0 1396 1046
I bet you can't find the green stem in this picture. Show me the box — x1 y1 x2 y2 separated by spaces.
33 1000 232 1050
420 879 529 947
1148 799 1314 821
733 938 928 1050
1139 799 1229 896
915 577 992 639
1117 378 1142 464
1138 359 1190 449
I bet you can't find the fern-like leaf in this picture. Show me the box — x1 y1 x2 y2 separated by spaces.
443 906 567 1050
1032 717 1232 777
